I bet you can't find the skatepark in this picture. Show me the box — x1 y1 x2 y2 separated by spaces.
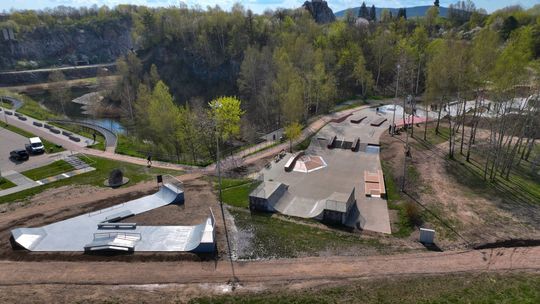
11 177 216 253
251 107 395 233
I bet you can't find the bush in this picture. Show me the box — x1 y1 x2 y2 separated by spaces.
405 201 422 227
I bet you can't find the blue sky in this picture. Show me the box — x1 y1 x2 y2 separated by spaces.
0 0 537 14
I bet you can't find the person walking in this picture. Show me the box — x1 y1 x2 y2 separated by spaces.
92 132 96 144
147 154 152 167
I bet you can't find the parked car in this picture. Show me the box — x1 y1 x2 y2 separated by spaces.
10 149 29 161
26 137 45 154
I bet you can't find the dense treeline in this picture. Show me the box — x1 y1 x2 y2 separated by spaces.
3 2 540 170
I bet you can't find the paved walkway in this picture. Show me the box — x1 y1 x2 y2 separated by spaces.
48 119 117 152
0 170 39 196
0 156 95 197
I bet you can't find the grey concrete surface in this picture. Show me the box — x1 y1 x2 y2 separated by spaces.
259 107 393 234
11 184 215 252
0 170 39 196
0 126 71 173
0 106 91 151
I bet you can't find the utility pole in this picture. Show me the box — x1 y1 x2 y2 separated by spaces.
401 95 412 192
214 107 238 289
392 64 400 137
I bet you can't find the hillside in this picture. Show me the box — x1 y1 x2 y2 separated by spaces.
335 5 449 19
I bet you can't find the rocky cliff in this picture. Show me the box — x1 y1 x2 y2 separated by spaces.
303 0 336 24
0 18 132 71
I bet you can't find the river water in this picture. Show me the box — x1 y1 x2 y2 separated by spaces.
26 88 125 133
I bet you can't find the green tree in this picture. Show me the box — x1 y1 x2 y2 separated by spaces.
47 70 70 116
147 81 182 161
209 96 245 141
352 51 373 98
284 121 302 152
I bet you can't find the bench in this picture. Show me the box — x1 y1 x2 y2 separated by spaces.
50 128 61 134
62 130 72 136
69 136 81 142
17 116 27 121
33 122 43 127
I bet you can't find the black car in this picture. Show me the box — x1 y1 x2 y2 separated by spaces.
10 149 29 161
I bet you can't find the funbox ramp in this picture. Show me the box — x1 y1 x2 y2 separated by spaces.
11 183 215 253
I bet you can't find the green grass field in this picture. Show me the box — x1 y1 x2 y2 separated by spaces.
230 208 386 259
21 160 73 181
214 178 261 208
191 272 540 303
0 156 181 204
0 122 64 153
0 178 16 190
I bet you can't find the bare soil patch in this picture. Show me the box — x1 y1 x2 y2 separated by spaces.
380 124 540 249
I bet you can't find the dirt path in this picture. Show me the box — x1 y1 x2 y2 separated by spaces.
0 246 538 286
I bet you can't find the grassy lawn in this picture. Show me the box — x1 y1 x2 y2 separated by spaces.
0 122 64 153
191 272 540 303
413 124 450 148
452 152 540 205
0 178 16 190
115 134 151 158
116 134 212 166
381 160 414 238
230 208 385 259
0 101 13 109
21 160 73 181
221 181 261 208
17 98 58 121
210 177 261 208
0 155 181 204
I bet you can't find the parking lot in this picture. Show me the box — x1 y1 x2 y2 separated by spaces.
0 127 66 174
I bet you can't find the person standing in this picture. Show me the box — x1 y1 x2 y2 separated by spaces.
147 154 152 167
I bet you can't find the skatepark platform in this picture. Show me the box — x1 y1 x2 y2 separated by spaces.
11 180 216 253
257 108 392 234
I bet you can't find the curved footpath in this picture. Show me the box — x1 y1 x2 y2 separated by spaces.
0 246 538 286
48 119 118 153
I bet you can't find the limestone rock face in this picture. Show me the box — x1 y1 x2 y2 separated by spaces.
0 20 132 70
302 0 336 24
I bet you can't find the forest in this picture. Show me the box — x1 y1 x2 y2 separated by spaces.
1 1 539 171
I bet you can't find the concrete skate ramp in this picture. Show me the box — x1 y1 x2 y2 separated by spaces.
272 192 348 220
11 184 215 253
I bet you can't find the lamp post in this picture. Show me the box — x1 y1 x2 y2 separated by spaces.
391 64 400 136
212 101 238 288
401 95 413 192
